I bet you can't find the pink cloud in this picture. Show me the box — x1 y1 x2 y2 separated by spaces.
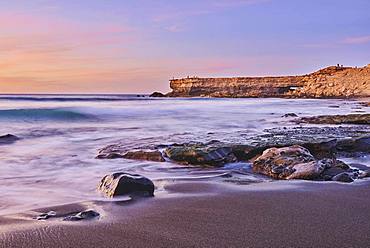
213 0 270 8
342 35 370 45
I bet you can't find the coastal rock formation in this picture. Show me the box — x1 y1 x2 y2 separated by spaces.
167 75 305 97
97 148 165 162
252 145 324 180
98 172 155 198
298 114 370 125
164 144 237 166
0 134 19 144
122 150 165 162
98 128 369 166
252 145 357 181
166 65 370 98
149 92 166 97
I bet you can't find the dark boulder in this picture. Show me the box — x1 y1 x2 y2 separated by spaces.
149 92 166 97
319 159 350 180
302 139 338 159
282 113 298 118
98 172 155 198
0 134 19 144
336 136 370 154
332 173 354 183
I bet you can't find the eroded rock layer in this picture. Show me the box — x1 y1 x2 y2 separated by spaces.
166 65 370 98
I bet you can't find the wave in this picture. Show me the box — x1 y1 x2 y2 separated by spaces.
0 94 149 102
0 108 96 121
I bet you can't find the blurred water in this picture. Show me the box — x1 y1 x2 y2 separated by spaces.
0 95 367 215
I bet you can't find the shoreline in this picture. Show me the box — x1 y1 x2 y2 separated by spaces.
1 179 370 247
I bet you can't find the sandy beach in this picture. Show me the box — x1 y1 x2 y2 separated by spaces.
1 180 370 248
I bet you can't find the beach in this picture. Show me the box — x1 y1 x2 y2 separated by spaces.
1 180 370 247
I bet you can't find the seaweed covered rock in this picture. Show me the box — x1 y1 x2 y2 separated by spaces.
252 145 325 180
96 148 165 162
98 172 155 198
123 150 165 162
164 143 237 166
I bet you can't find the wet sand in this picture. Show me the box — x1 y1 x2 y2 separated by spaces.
1 180 370 248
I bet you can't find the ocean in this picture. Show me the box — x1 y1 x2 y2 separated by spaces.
0 94 367 215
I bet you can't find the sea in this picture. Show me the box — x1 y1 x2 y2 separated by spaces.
0 94 368 215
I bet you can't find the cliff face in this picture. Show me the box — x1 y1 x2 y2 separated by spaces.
166 65 370 98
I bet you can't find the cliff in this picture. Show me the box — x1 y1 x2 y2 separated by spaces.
166 65 370 98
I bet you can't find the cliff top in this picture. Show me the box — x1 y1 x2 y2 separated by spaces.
170 65 368 81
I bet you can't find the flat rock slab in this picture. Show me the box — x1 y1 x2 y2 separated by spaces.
297 114 370 125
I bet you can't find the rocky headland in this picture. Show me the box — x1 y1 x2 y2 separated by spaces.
97 113 370 184
159 64 370 98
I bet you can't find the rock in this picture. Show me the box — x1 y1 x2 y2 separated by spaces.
282 113 298 117
164 144 237 166
36 211 56 220
97 127 369 167
302 139 338 159
96 152 124 159
298 114 370 125
0 134 19 144
332 173 354 183
97 148 165 162
252 145 324 180
63 210 100 221
123 150 165 162
98 172 155 198
319 159 350 180
149 92 166 97
336 136 370 154
359 169 370 179
359 102 370 107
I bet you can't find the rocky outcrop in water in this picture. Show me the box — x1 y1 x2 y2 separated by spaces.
97 149 165 162
98 128 369 162
0 134 19 144
165 65 370 98
98 172 155 198
97 121 369 183
149 92 166 97
298 114 370 125
164 144 237 166
252 145 323 180
252 145 357 182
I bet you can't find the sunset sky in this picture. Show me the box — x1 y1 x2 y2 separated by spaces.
0 0 369 93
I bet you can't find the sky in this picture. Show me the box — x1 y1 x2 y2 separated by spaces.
0 0 369 93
